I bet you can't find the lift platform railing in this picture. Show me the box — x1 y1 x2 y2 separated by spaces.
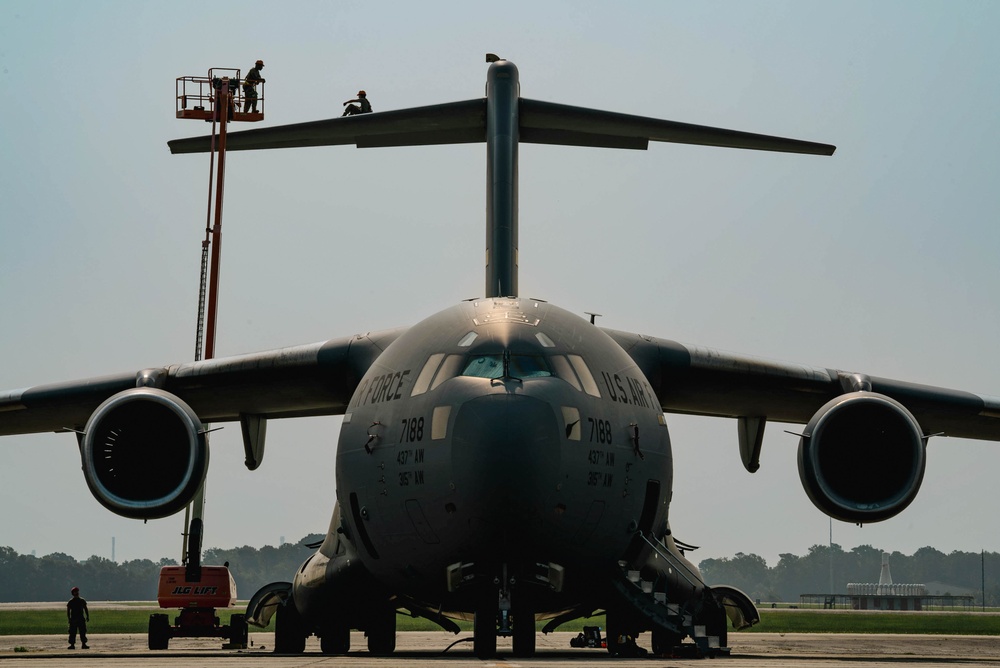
175 68 264 122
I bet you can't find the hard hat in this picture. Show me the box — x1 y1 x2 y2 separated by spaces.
71 587 79 594
357 90 366 96
256 59 264 66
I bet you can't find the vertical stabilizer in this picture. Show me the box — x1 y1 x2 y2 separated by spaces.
484 60 519 298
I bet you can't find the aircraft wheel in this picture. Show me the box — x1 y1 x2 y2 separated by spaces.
473 602 497 659
604 608 624 656
147 613 170 650
274 600 307 654
320 615 350 654
511 600 535 657
651 628 681 655
366 604 396 655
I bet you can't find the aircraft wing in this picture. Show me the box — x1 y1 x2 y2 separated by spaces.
168 99 835 156
603 328 1000 441
0 328 405 436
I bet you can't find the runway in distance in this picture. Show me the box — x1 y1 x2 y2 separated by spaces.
2 57 999 658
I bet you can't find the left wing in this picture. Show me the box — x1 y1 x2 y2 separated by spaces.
0 328 405 519
0 329 405 434
604 327 1000 523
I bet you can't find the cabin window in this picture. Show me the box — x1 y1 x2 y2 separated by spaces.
432 405 451 440
561 406 581 441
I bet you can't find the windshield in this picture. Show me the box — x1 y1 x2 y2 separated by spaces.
461 353 552 379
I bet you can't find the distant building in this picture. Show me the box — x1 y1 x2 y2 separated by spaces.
800 552 974 611
847 552 927 611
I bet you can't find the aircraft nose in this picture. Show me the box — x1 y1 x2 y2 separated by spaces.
450 392 562 550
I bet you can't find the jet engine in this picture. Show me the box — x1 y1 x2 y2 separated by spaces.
80 388 208 520
797 391 926 523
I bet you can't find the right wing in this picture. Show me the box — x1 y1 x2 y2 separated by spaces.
604 327 1000 523
603 328 1000 439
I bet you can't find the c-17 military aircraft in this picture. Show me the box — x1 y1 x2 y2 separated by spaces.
3 57 1000 658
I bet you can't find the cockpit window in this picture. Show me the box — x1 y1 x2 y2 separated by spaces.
411 353 446 396
431 354 465 390
462 355 503 378
549 355 582 391
461 354 552 379
568 354 602 398
458 331 478 347
412 353 466 396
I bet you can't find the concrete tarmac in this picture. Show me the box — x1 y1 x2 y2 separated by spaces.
2 632 1000 667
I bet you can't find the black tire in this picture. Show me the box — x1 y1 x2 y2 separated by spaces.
511 601 535 658
366 604 396 656
274 600 307 654
228 613 248 646
651 627 681 655
604 608 624 656
473 603 497 659
148 613 170 650
320 616 350 655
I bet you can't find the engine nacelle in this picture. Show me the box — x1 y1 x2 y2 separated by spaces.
797 391 926 523
81 388 208 520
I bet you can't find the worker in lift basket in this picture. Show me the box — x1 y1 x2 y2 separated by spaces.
243 59 265 113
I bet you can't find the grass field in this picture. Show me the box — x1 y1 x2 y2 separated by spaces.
2 606 999 636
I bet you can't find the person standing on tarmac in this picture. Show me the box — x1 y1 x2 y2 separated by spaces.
342 90 372 116
243 59 265 113
67 586 90 649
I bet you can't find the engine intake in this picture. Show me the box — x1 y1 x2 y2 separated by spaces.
797 391 926 523
81 388 208 520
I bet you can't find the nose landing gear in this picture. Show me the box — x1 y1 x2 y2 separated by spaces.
472 567 536 658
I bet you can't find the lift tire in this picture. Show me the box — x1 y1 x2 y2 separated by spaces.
148 613 170 650
229 613 248 645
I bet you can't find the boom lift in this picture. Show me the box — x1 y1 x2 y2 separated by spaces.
147 68 265 651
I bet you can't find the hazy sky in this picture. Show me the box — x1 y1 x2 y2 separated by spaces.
2 1 999 578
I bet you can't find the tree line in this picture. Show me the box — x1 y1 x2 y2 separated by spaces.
0 534 321 602
2 540 997 605
698 544 1000 605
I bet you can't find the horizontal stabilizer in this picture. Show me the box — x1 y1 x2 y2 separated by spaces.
168 98 835 156
519 99 836 155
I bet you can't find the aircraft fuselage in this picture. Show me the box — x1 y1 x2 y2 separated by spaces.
333 297 672 614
